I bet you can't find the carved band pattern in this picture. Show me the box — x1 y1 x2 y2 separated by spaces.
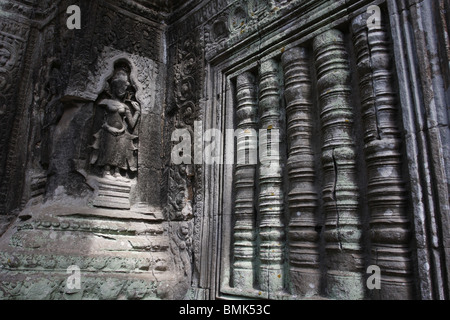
232 72 258 289
314 29 364 299
281 47 320 296
258 59 285 292
352 13 414 299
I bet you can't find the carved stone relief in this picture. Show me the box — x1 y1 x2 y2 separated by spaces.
0 18 30 214
90 61 141 176
165 34 202 222
164 29 205 291
0 0 188 300
281 47 321 297
88 60 141 209
220 2 436 301
232 72 258 289
0 0 449 301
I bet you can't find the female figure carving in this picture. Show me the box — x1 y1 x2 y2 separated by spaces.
90 62 141 177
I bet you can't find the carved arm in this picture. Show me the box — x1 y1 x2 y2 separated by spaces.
125 101 141 129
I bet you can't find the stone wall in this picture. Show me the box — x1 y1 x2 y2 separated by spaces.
168 0 449 300
0 0 186 300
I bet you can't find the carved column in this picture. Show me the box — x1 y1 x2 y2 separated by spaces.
281 47 320 296
232 72 258 289
352 14 414 299
258 59 285 292
313 29 364 299
0 12 32 214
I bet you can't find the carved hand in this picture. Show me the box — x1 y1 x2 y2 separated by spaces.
130 101 141 113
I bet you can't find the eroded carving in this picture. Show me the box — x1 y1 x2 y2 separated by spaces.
352 12 414 300
314 29 364 299
165 33 202 222
232 71 258 289
0 19 29 214
258 59 285 293
281 47 320 297
170 221 193 276
90 61 141 177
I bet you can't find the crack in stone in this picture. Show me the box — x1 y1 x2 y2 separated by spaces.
93 233 117 241
367 27 384 141
332 149 343 251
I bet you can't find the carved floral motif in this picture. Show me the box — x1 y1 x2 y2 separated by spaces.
0 19 29 214
258 59 285 292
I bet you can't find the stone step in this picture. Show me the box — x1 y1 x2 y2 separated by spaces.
0 203 183 300
98 184 130 194
55 206 165 223
95 176 132 188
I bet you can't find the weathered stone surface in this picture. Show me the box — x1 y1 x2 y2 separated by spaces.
282 46 321 298
314 29 364 300
0 201 179 299
0 0 449 300
257 59 285 293
352 11 414 300
232 71 258 289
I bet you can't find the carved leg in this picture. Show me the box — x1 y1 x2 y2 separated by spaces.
113 166 120 178
104 165 111 177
